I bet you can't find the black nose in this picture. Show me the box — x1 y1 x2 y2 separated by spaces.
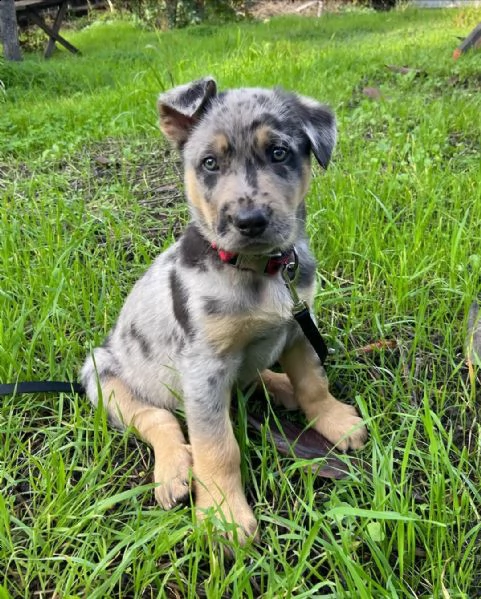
233 208 269 237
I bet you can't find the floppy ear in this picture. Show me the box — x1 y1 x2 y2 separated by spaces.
297 95 336 169
158 77 217 147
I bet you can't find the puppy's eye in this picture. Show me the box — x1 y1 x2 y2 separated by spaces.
202 156 219 172
270 146 290 163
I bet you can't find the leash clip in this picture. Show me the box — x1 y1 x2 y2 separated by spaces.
281 247 308 315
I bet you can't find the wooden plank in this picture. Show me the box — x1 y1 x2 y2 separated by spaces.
15 0 68 12
64 1 107 13
25 6 80 55
44 0 68 58
453 22 481 59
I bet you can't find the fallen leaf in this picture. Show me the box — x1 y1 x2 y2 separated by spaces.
247 414 354 479
94 155 113 166
356 339 397 354
385 64 426 77
362 87 383 100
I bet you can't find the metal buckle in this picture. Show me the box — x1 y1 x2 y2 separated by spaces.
281 247 307 315
284 246 299 282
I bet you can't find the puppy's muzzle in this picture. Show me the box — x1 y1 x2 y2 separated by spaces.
233 207 269 238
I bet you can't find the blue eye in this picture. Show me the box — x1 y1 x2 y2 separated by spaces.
203 156 219 171
271 146 289 162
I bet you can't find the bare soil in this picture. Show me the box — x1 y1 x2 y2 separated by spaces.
250 0 348 19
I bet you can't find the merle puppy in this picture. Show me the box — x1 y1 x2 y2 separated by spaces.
81 77 367 543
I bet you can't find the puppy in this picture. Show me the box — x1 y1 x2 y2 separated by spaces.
81 77 367 543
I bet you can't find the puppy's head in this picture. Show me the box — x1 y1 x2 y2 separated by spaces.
158 77 336 254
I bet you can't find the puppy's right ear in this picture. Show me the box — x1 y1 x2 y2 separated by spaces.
158 77 217 147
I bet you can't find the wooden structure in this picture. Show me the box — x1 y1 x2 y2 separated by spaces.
15 0 80 58
453 22 481 59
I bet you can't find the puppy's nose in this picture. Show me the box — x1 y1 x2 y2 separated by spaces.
233 208 268 237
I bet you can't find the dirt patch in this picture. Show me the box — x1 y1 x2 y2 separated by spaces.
63 138 188 245
250 0 326 18
249 0 367 19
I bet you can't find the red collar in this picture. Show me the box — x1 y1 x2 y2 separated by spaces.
211 242 294 275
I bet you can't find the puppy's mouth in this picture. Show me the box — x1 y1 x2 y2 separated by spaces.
234 240 277 255
217 229 288 255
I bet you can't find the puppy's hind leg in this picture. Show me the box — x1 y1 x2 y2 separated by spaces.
99 377 192 509
259 369 299 410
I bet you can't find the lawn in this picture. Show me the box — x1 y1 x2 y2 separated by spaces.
1 6 481 597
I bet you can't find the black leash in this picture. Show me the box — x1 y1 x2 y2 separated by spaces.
281 250 330 366
0 380 84 397
292 305 329 365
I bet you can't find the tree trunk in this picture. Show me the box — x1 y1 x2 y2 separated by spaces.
0 0 22 61
165 0 178 28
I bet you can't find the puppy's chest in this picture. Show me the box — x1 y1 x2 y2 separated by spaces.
199 279 293 355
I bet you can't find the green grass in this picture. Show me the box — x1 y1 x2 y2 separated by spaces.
1 7 481 597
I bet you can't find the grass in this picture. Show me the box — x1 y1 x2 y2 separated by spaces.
1 6 481 597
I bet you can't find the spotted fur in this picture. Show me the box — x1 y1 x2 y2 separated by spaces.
80 77 367 544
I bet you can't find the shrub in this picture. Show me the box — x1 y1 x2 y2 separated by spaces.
113 0 252 29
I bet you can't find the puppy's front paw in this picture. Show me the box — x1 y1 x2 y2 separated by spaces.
196 486 258 545
314 400 367 451
154 443 192 509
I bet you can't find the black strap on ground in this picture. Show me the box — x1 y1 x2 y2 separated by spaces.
293 306 329 365
0 380 84 396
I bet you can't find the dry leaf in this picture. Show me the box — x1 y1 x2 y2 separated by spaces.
385 64 426 77
356 339 397 354
247 414 354 479
94 155 113 166
362 87 383 100
386 65 411 75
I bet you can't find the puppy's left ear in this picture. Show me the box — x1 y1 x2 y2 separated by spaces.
297 96 337 169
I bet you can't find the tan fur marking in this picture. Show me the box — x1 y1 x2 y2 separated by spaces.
185 168 217 227
254 125 273 150
203 286 314 355
102 377 192 508
259 369 298 410
299 160 312 202
191 410 257 541
203 310 289 354
212 133 230 155
288 159 312 208
280 342 367 451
